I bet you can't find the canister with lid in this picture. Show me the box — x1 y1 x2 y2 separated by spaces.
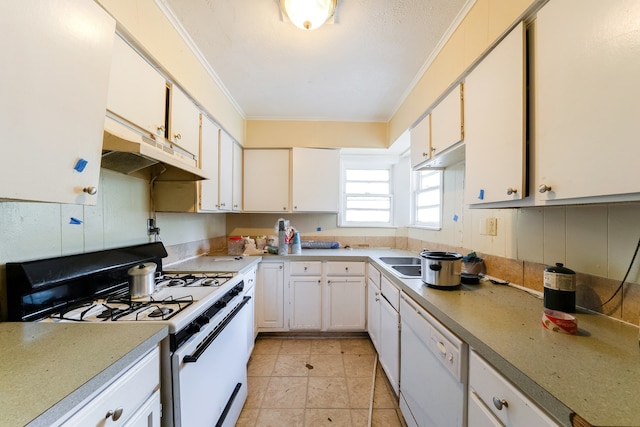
543 263 576 313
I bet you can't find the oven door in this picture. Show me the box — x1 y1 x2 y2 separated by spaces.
171 295 251 427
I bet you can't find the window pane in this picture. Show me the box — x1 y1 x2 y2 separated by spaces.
345 182 390 194
417 189 440 206
420 172 440 188
417 207 440 224
346 169 389 182
346 210 390 222
346 196 390 210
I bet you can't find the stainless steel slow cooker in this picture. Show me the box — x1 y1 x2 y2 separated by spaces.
420 250 462 288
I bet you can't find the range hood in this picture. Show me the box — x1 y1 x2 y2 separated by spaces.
101 115 208 180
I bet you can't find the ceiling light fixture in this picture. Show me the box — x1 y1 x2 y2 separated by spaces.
280 0 337 31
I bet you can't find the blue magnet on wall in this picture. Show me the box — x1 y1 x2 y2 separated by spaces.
69 217 83 225
317 227 322 232
453 214 459 222
478 189 484 200
74 158 88 173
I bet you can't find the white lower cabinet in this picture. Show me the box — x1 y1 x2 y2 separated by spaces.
378 277 400 395
324 262 366 331
256 262 286 330
289 262 323 330
468 350 559 427
243 267 258 360
366 264 382 349
60 347 161 427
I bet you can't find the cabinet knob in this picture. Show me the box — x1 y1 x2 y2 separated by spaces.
283 207 287 211
83 186 97 195
506 187 517 195
538 184 552 193
105 407 124 421
220 202 226 207
422 152 429 157
173 133 182 140
492 397 509 411
375 297 380 302
157 125 165 133
431 147 437 152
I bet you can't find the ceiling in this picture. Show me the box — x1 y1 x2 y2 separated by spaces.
161 0 471 123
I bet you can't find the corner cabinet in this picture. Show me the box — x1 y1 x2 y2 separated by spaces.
534 0 640 203
465 22 526 205
60 347 161 427
0 0 115 205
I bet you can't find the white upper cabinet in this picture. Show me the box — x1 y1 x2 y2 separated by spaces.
232 141 243 211
0 0 115 205
431 84 464 157
218 130 236 211
410 114 431 168
465 22 526 205
243 149 290 212
199 116 220 212
291 148 340 212
106 35 166 137
534 0 640 203
169 85 200 163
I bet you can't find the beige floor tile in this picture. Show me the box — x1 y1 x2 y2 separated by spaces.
262 377 308 409
255 408 305 427
306 377 350 409
308 354 345 377
304 409 353 426
340 339 375 355
310 339 342 355
253 338 284 355
273 354 312 377
248 354 278 377
280 339 313 354
346 377 373 409
343 354 376 377
245 376 271 409
350 409 369 427
371 409 403 427
373 379 398 409
236 408 259 426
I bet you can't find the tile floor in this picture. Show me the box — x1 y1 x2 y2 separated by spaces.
237 336 407 427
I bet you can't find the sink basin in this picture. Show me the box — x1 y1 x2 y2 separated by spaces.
379 257 421 265
391 265 422 277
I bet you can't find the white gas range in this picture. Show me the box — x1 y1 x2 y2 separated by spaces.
5 243 251 427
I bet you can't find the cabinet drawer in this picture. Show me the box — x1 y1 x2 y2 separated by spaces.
326 262 365 276
469 350 558 426
62 348 160 426
380 275 399 311
290 261 323 276
367 263 381 286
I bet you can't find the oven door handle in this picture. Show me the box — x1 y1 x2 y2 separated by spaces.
183 296 250 363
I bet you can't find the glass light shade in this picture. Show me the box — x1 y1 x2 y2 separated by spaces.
281 0 337 30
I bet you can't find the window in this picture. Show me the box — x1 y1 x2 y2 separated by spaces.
341 167 393 226
413 169 442 228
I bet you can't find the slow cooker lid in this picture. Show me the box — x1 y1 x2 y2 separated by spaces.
420 250 462 260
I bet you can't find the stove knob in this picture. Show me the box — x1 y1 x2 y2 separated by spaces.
196 315 210 327
215 300 227 309
188 323 202 334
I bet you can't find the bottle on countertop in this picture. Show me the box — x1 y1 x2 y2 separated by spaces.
543 263 576 313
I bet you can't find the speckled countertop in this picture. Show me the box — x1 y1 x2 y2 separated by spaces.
169 249 640 427
0 323 167 427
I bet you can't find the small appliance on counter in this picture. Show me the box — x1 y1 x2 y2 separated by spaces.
420 250 463 288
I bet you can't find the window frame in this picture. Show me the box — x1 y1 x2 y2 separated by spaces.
339 159 394 228
412 168 443 230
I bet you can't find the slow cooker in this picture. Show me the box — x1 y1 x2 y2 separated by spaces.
420 250 462 288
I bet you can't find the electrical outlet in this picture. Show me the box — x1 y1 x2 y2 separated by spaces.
486 218 497 236
147 218 160 236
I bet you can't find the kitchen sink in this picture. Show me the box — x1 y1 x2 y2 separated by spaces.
391 265 422 277
379 257 421 265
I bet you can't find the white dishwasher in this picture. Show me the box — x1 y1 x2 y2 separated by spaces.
400 293 468 427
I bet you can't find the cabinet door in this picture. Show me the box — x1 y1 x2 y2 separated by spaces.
1 0 114 205
170 85 200 161
243 149 290 212
289 276 323 330
291 148 340 212
379 297 399 395
199 116 220 212
123 390 161 427
256 263 285 329
410 114 431 168
431 84 463 156
465 22 526 205
106 35 166 137
218 131 234 211
232 142 243 211
324 277 366 331
367 277 381 351
535 0 640 202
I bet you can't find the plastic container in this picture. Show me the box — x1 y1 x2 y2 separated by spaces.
228 237 244 256
291 232 301 254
